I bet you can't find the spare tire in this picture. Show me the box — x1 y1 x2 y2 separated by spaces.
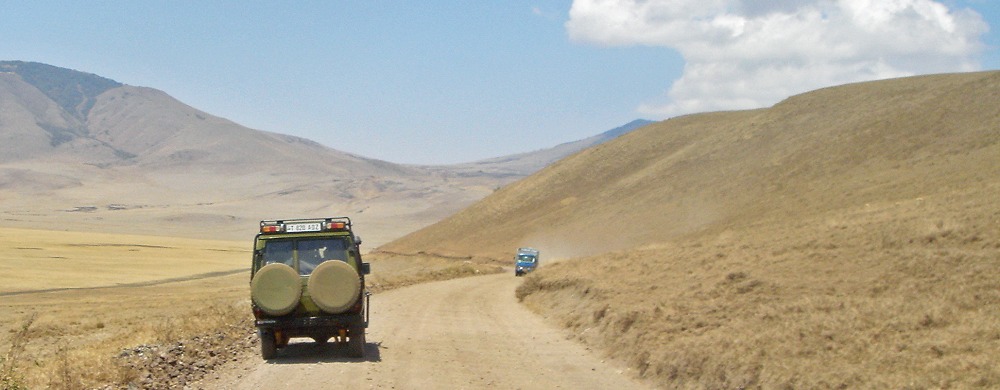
251 263 302 316
308 260 361 314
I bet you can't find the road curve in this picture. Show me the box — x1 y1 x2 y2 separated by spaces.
199 273 648 389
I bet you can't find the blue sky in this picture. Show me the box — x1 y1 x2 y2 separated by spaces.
2 1 997 164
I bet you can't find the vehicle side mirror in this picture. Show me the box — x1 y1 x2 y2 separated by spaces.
354 235 363 246
360 262 371 275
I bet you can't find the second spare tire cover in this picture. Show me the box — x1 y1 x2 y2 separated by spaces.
251 263 302 316
308 260 361 313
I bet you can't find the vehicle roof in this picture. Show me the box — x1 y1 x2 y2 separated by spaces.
517 247 539 255
256 231 353 239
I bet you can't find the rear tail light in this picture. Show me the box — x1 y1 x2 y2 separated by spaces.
260 224 283 233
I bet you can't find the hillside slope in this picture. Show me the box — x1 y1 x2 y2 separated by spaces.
379 71 1000 387
381 71 1000 259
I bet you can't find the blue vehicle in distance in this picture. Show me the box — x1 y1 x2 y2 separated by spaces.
514 247 539 276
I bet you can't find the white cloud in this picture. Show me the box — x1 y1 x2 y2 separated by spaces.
567 0 989 117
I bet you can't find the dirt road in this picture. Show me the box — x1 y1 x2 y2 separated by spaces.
199 273 648 389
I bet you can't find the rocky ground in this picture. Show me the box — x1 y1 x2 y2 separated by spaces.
101 325 256 390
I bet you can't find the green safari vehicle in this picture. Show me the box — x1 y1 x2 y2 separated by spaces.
250 217 370 359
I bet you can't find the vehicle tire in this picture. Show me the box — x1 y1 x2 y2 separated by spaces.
251 263 302 316
308 260 361 314
348 326 365 358
260 330 277 360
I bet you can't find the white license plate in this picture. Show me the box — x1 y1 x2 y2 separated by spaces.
286 223 321 233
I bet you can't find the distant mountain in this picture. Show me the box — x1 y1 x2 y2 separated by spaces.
0 61 646 244
427 119 654 178
1 61 121 122
0 61 402 173
0 61 468 243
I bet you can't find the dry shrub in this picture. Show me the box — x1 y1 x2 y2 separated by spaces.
49 347 84 390
0 315 35 390
149 304 246 345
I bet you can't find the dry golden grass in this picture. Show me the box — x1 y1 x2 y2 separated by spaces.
383 71 1000 388
1 281 250 389
517 185 1000 388
0 227 246 293
0 228 251 389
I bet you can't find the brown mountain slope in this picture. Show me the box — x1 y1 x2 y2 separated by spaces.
379 71 1000 387
0 64 488 244
1 62 649 245
87 86 408 175
0 72 80 163
380 71 1000 259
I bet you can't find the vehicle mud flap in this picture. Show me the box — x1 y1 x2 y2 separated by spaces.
348 325 365 358
259 329 277 360
364 291 371 327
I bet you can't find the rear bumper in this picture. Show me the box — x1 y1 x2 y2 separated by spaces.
256 313 364 339
256 313 363 330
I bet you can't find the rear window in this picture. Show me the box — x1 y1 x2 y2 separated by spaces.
261 237 350 275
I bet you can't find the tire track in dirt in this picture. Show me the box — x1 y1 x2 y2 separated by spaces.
0 269 246 296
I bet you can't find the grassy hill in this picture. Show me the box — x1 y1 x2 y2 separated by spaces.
379 71 1000 387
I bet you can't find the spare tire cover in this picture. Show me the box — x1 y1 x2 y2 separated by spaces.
308 260 361 314
251 263 302 316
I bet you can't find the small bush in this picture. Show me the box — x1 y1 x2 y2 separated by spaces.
0 315 35 390
48 347 83 390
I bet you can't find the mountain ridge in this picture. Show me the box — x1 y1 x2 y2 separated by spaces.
1 61 122 122
0 61 649 244
439 119 654 177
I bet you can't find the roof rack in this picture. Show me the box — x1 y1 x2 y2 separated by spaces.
260 217 352 228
